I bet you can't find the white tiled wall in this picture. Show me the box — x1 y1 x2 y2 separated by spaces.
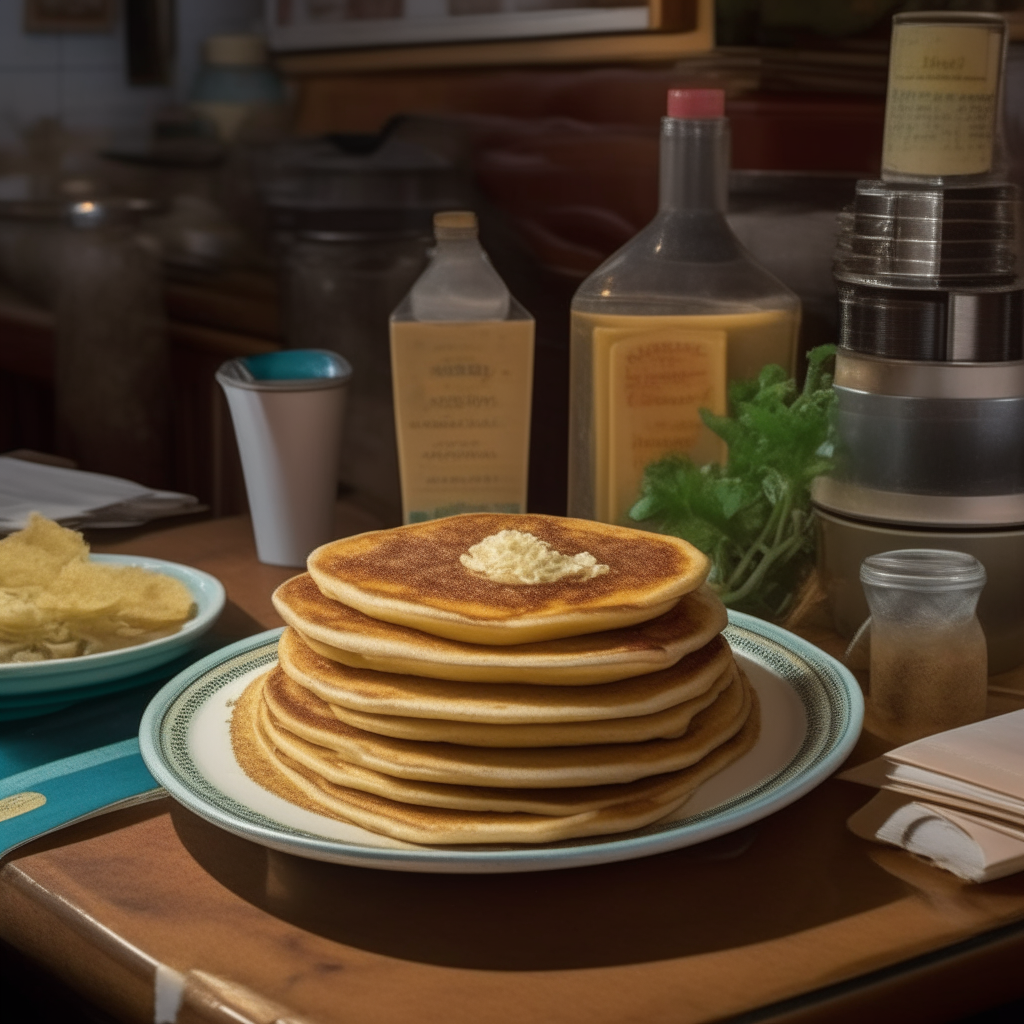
0 1 264 139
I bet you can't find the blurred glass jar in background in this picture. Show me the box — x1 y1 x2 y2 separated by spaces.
285 231 429 522
54 199 170 488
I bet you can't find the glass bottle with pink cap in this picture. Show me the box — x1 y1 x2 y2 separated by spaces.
568 88 801 524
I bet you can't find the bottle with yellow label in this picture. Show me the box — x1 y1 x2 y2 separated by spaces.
568 88 801 524
390 211 535 524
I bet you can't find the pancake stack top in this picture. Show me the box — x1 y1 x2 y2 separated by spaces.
232 513 759 845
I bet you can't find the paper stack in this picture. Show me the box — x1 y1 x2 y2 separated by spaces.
0 455 201 534
842 709 1024 882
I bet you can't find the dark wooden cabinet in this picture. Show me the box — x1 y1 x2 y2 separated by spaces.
0 273 282 517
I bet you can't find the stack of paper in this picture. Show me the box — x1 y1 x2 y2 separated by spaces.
842 709 1024 882
0 455 201 534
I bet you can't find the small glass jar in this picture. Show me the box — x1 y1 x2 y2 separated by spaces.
861 549 988 744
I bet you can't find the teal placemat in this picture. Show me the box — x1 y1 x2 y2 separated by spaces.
0 739 162 859
0 630 239 860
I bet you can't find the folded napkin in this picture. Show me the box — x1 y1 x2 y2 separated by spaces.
842 710 1024 882
0 455 202 533
848 790 1024 883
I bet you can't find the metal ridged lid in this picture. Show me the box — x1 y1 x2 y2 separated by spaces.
834 179 1019 289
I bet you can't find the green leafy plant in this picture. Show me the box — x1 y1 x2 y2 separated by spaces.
629 345 837 621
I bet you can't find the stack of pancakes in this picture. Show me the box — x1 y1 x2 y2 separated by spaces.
231 514 759 845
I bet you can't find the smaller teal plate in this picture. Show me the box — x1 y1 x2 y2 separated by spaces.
140 612 863 874
0 555 226 701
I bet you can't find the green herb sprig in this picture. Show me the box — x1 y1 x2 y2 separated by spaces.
629 345 836 621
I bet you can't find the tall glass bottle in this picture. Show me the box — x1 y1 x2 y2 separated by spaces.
390 211 535 524
568 89 801 524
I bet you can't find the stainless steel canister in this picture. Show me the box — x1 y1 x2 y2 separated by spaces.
825 350 1024 517
818 172 1024 670
833 181 1022 362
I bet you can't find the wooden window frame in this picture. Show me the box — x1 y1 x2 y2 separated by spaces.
271 0 712 73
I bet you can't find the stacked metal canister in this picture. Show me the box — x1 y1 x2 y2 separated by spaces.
813 11 1024 672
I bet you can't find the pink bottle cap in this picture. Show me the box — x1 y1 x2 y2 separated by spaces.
667 89 725 119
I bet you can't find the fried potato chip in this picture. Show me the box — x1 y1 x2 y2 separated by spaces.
0 590 45 633
34 561 122 618
96 565 196 627
0 514 197 664
0 513 88 589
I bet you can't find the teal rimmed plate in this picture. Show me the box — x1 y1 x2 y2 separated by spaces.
139 612 863 874
0 555 225 715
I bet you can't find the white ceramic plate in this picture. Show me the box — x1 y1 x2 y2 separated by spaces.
0 555 226 708
140 612 863 874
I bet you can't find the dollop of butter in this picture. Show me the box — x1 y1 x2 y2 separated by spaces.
460 530 610 585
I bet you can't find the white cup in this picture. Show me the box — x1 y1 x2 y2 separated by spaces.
216 350 351 567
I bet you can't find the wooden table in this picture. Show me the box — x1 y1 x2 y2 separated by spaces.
3 509 1024 1024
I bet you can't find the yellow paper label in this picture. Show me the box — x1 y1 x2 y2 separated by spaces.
570 308 798 523
390 318 534 524
883 24 1002 176
599 327 727 524
0 791 46 823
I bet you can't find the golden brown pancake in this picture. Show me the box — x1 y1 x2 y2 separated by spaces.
324 666 734 747
256 683 758 815
273 574 728 686
278 626 732 724
232 671 761 844
230 671 313 812
261 663 752 789
306 514 710 644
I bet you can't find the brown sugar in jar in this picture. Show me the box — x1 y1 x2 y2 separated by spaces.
861 550 988 745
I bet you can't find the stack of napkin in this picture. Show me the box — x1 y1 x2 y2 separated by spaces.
0 454 201 534
842 709 1024 882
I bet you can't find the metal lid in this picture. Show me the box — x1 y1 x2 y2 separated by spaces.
811 476 1024 528
837 281 1023 361
834 178 1020 289
834 349 1024 398
848 212 1014 243
852 180 1016 217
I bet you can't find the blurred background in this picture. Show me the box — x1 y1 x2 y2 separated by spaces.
1 0 1022 526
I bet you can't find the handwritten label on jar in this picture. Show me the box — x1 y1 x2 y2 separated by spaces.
599 327 727 525
883 23 1003 177
390 317 534 524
